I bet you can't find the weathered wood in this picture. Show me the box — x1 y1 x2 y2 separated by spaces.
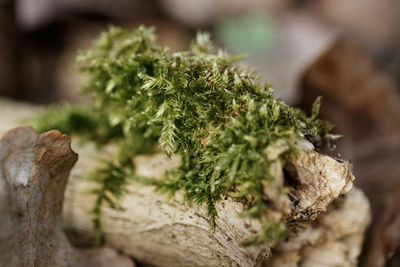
62 138 356 266
64 148 270 266
0 98 369 266
0 127 134 267
268 188 370 267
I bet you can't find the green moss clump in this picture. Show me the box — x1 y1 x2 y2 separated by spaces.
32 26 337 246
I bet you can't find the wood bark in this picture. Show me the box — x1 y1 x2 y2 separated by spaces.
0 97 370 266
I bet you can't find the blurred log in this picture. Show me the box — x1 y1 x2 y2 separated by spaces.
0 98 368 266
301 37 400 267
0 127 134 267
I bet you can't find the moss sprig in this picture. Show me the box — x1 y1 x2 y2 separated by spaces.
32 26 337 246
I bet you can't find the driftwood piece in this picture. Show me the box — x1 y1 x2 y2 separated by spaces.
0 127 134 267
62 142 355 266
64 149 270 266
0 98 369 266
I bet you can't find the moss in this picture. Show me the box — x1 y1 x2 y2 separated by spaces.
32 26 338 246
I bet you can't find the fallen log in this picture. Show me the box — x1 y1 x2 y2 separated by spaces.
0 98 370 266
62 144 355 266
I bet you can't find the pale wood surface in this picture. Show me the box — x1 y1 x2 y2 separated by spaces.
0 97 370 266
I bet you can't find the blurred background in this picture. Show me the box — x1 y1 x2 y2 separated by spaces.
1 0 400 104
0 0 399 266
